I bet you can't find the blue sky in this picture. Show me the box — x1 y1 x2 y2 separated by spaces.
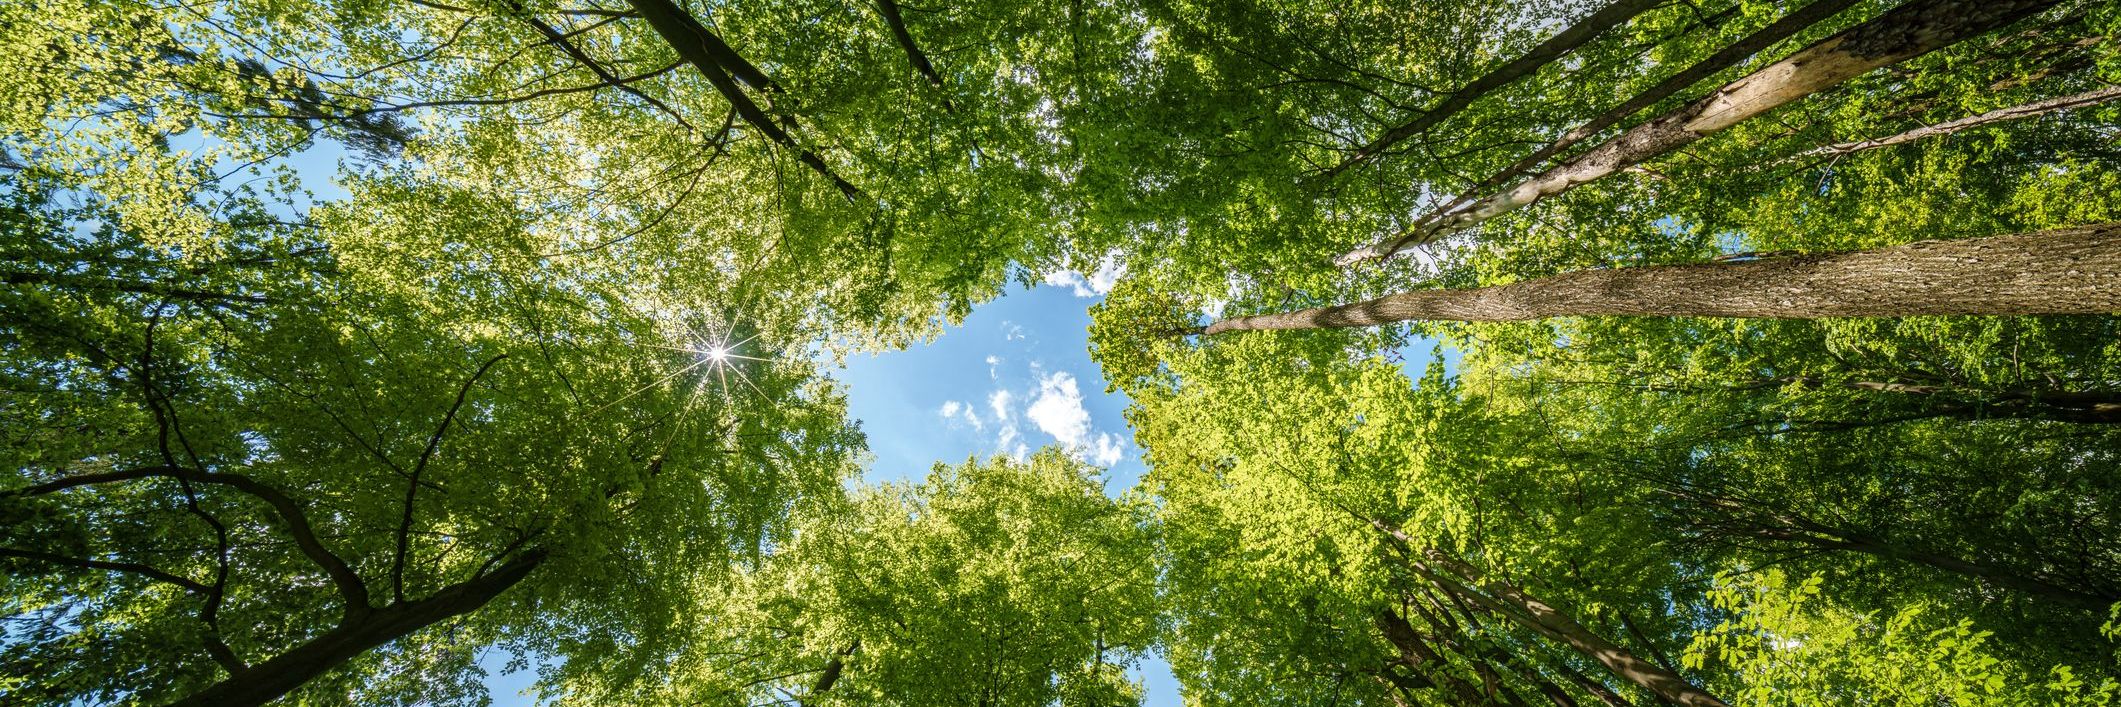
835 280 1182 704
485 280 1184 705
250 138 1179 706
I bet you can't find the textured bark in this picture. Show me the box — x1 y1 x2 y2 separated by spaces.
1324 0 1666 179
627 0 860 198
1840 380 2121 424
1795 84 2121 157
1216 223 2121 334
1422 0 1863 226
1338 0 2062 265
1802 529 2117 609
166 550 546 707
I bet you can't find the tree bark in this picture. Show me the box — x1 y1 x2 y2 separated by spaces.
1794 84 2121 157
1212 222 2121 333
874 0 946 90
1377 609 1501 707
1338 0 2062 265
1323 0 1667 178
1803 530 2117 609
165 549 546 707
626 0 860 199
1419 0 1863 228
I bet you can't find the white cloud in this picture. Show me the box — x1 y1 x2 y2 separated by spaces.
1022 372 1128 467
989 388 1020 451
988 389 1013 422
938 400 984 431
1043 252 1128 298
1088 432 1124 466
985 355 1001 380
1026 372 1093 450
1002 321 1026 341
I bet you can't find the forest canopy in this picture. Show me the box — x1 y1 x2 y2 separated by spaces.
2 0 2119 704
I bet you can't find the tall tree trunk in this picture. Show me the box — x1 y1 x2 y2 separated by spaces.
1419 0 1863 229
1377 608 1503 707
1413 551 1729 707
1210 222 2121 333
1337 0 2062 265
166 550 546 707
874 0 946 90
1323 0 1667 178
1368 520 1730 707
1794 84 2121 157
1797 528 2117 609
626 0 861 199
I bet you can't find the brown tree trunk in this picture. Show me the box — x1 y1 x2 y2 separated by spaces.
1807 530 2117 609
1377 608 1503 706
1338 0 2062 265
165 550 546 707
626 0 860 199
1324 0 1668 178
1367 520 1728 707
874 0 946 90
1415 551 1729 707
1213 223 2121 333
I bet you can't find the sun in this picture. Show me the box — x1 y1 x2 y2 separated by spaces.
588 315 771 422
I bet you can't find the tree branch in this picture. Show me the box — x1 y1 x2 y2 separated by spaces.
6 465 374 618
1323 0 1667 178
393 354 508 602
512 6 701 132
1795 84 2121 157
0 546 210 593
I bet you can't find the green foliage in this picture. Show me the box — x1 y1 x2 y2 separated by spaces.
1685 569 2121 705
554 451 1160 706
7 0 2121 702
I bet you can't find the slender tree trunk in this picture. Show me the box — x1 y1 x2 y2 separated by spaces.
1338 0 2062 265
1674 489 2121 609
1367 520 1728 707
1418 0 1862 227
1323 0 1667 178
166 550 546 707
1414 551 1730 707
1813 531 2119 610
1214 223 2121 333
1794 84 2121 157
874 0 946 90
1840 380 2121 423
1377 609 1502 707
626 0 860 199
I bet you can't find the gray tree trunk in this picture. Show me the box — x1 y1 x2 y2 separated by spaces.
1215 223 2121 333
1337 0 2062 265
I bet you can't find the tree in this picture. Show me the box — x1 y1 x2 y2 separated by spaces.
550 450 1161 706
0 155 860 705
1202 222 2121 333
1335 0 2064 265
